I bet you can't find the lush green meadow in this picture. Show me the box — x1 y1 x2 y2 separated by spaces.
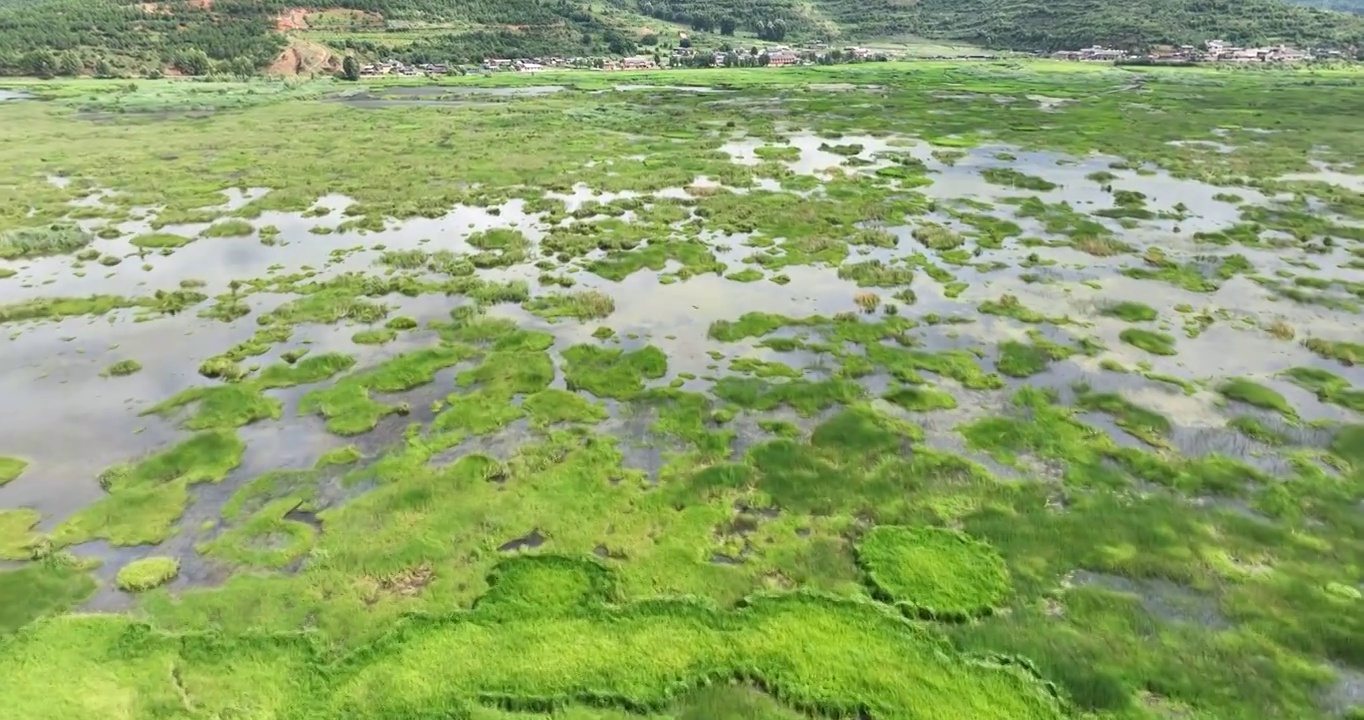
0 61 1362 720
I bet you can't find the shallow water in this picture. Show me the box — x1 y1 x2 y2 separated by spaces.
2 127 1362 621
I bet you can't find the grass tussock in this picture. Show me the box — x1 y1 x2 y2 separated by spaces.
1303 337 1364 366
1072 236 1133 257
882 385 958 412
0 224 91 259
0 456 27 486
854 291 881 313
1099 301 1157 323
1217 378 1297 419
102 359 142 377
524 290 615 321
1119 328 1177 356
1263 319 1296 341
858 525 1012 621
114 556 180 592
200 219 255 238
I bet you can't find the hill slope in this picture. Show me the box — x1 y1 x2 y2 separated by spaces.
0 0 1360 76
1288 0 1364 12
619 0 1364 49
906 0 1364 52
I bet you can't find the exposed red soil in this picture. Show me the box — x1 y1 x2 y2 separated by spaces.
267 38 341 75
274 7 310 31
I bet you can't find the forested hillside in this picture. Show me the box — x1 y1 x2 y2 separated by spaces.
909 0 1364 52
1283 0 1364 12
623 0 1364 51
0 0 1360 76
0 0 283 76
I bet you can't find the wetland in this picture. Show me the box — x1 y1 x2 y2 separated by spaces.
1 62 1363 720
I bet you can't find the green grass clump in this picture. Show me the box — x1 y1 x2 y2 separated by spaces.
1228 416 1288 445
256 352 357 389
352 328 397 345
865 344 1004 390
1076 391 1172 447
1217 378 1297 419
300 345 475 435
0 557 95 634
708 312 800 342
979 294 1051 324
715 377 865 417
755 145 800 161
200 219 254 238
53 430 245 547
858 525 1012 620
0 291 206 324
0 555 1061 720
996 341 1055 378
316 445 363 467
837 260 913 287
114 557 180 592
0 224 91 259
1118 328 1177 356
1099 301 1157 323
102 359 142 377
523 389 608 428
1303 337 1364 366
0 456 30 486
725 268 765 282
130 232 192 249
1331 425 1364 469
882 385 958 412
0 508 42 560
199 498 317 569
981 168 1057 191
561 344 666 400
912 223 965 251
466 228 530 267
524 290 615 320
145 384 282 430
1280 366 1364 413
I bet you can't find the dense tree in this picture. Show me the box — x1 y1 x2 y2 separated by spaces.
341 55 360 81
56 50 81 76
174 48 211 76
720 16 736 34
21 49 56 78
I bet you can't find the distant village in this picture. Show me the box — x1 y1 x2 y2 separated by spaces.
356 42 906 77
352 36 1353 78
1053 39 1350 64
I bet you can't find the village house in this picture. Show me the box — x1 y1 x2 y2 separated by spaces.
1052 45 1127 61
764 47 800 67
620 55 656 70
